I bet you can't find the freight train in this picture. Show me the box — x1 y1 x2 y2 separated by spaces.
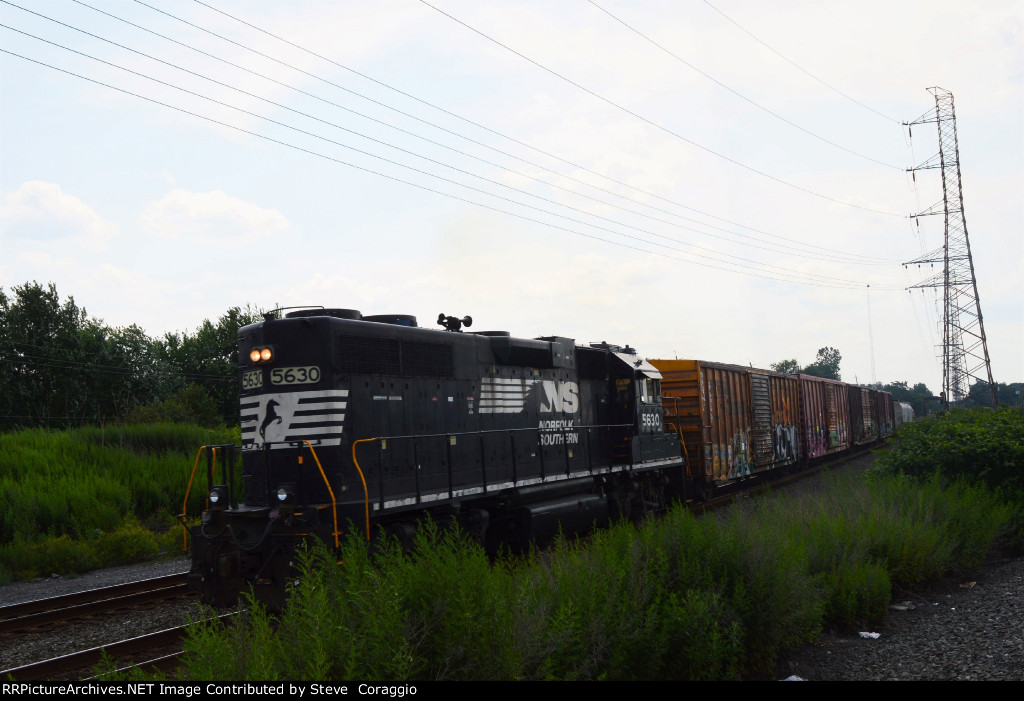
184 307 894 610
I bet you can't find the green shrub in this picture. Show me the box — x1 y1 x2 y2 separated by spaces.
93 519 161 565
877 407 1024 494
823 561 891 625
0 533 100 580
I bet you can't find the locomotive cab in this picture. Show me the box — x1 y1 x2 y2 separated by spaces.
605 349 680 464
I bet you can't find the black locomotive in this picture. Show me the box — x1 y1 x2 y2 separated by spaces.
186 308 688 610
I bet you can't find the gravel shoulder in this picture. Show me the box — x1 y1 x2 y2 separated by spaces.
776 553 1024 681
0 556 190 607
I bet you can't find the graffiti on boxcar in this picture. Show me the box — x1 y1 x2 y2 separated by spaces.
806 423 827 456
829 420 848 449
772 423 799 463
727 430 752 478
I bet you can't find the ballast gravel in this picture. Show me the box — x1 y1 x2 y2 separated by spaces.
776 554 1024 681
0 557 195 674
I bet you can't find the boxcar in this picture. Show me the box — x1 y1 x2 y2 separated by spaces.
847 386 877 446
875 390 895 438
652 360 801 488
797 375 851 459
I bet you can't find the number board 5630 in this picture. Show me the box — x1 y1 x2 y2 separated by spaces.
241 369 263 390
270 366 321 385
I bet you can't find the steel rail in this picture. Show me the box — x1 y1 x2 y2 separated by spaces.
0 613 235 681
0 573 188 634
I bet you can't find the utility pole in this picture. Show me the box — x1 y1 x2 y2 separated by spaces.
903 87 996 408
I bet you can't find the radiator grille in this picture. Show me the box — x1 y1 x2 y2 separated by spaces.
336 336 453 377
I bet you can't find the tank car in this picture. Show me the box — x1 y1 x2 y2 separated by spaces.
185 308 686 610
894 401 915 429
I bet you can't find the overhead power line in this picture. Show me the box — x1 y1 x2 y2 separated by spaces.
1 26 878 283
4 340 234 379
701 0 900 124
0 47 905 291
417 0 904 217
0 7 893 267
165 0 901 262
0 355 235 383
587 0 900 169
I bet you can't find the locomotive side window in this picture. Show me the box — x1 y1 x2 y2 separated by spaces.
615 378 632 404
640 378 661 403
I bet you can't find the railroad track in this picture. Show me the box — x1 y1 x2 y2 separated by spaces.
0 613 236 681
0 573 189 635
1 624 188 680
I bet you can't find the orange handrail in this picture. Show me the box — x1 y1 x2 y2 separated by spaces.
302 441 342 549
180 445 212 553
350 438 377 542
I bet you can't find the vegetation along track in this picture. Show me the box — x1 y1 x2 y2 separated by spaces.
0 448 874 680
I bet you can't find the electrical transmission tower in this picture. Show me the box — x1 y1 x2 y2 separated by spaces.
904 87 996 408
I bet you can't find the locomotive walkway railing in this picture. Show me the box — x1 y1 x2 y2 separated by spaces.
350 422 641 533
185 424 680 545
180 444 237 552
301 440 342 549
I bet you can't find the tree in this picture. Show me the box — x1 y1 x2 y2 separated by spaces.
0 281 90 427
770 359 801 374
129 383 223 428
158 305 266 424
801 347 842 380
968 380 1024 408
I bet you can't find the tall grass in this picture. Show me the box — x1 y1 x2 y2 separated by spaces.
172 467 1015 681
0 423 236 581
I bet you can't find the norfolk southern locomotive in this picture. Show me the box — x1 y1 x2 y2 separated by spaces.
186 308 687 609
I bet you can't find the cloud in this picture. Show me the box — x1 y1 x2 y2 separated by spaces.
0 181 117 251
140 189 290 248
142 169 177 186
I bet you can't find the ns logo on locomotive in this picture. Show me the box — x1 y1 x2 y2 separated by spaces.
186 306 692 610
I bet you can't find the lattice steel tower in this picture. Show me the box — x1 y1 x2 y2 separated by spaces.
904 87 996 407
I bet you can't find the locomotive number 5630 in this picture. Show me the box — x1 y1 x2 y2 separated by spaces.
270 366 321 385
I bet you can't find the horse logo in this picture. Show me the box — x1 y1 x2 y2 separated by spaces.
260 398 283 441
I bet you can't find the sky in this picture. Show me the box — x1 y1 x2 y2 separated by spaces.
1 0 1022 394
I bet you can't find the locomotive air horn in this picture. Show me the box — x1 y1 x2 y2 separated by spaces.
437 314 473 332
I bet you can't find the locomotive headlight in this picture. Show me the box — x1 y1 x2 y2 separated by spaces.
249 346 275 364
275 483 297 512
208 485 228 510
